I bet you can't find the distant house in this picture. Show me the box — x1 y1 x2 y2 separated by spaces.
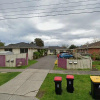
77 41 100 55
0 42 47 60
48 46 68 55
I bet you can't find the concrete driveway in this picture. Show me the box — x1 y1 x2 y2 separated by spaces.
28 55 56 69
0 69 49 100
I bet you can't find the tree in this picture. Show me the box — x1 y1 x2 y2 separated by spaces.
69 44 77 49
61 44 69 48
0 41 4 47
34 38 44 47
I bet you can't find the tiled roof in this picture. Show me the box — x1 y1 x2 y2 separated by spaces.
48 46 66 49
78 41 100 49
0 42 48 49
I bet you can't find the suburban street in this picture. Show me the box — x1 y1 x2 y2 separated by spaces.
0 55 100 100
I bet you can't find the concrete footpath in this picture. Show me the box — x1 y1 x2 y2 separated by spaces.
0 69 25 72
0 69 49 100
49 70 100 75
0 69 100 100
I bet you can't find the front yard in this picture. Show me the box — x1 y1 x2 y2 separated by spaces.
0 60 38 69
92 61 100 70
0 72 20 86
37 73 92 100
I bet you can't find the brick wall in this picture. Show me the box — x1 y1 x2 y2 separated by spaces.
88 48 100 54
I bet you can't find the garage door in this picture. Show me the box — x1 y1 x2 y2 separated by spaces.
0 55 5 67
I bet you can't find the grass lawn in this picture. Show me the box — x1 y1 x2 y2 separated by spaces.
0 72 20 86
0 60 38 69
54 65 66 70
54 65 91 71
92 61 100 71
37 73 93 100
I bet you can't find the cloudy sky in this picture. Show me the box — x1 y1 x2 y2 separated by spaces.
0 0 100 46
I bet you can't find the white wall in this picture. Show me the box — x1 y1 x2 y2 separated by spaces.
67 58 92 69
0 49 4 52
48 50 54 55
28 49 34 60
13 49 20 54
33 49 37 52
6 53 26 67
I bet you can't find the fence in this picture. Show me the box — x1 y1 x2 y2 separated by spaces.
58 57 92 69
0 53 28 67
58 58 67 69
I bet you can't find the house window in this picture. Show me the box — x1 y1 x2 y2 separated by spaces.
5 48 12 52
20 48 28 53
50 49 54 53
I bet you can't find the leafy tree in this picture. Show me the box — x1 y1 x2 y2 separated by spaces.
62 44 69 48
34 38 44 47
0 41 4 47
69 44 77 49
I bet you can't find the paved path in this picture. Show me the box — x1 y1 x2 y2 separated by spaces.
28 55 56 69
49 70 100 75
0 69 49 100
0 69 25 72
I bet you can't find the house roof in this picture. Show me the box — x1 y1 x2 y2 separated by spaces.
78 41 100 49
0 42 48 49
48 46 66 50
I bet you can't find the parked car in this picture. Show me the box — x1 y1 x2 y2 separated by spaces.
57 53 62 58
59 53 74 59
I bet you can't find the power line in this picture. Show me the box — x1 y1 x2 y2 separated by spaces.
0 0 99 11
0 1 100 14
0 6 100 17
0 0 98 6
0 0 40 5
0 10 100 20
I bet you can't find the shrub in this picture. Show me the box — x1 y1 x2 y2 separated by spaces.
33 52 40 59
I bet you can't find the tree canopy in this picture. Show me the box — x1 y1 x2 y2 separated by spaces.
69 44 77 49
34 38 44 47
0 41 4 47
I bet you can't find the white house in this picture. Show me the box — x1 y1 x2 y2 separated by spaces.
0 42 48 60
48 46 68 55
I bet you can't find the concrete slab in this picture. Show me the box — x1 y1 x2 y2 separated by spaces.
28 72 48 81
25 92 38 97
36 69 49 73
0 69 25 72
0 93 39 100
14 72 34 80
9 95 35 100
0 94 11 100
0 79 25 94
14 80 43 96
23 69 38 73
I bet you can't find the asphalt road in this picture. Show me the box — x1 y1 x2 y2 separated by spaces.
28 55 57 69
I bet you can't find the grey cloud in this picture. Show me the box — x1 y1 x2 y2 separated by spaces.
0 0 100 46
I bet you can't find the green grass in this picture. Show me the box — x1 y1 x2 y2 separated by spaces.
54 65 66 70
0 60 38 69
54 65 90 71
92 61 100 65
0 72 20 86
92 61 100 71
37 74 93 100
